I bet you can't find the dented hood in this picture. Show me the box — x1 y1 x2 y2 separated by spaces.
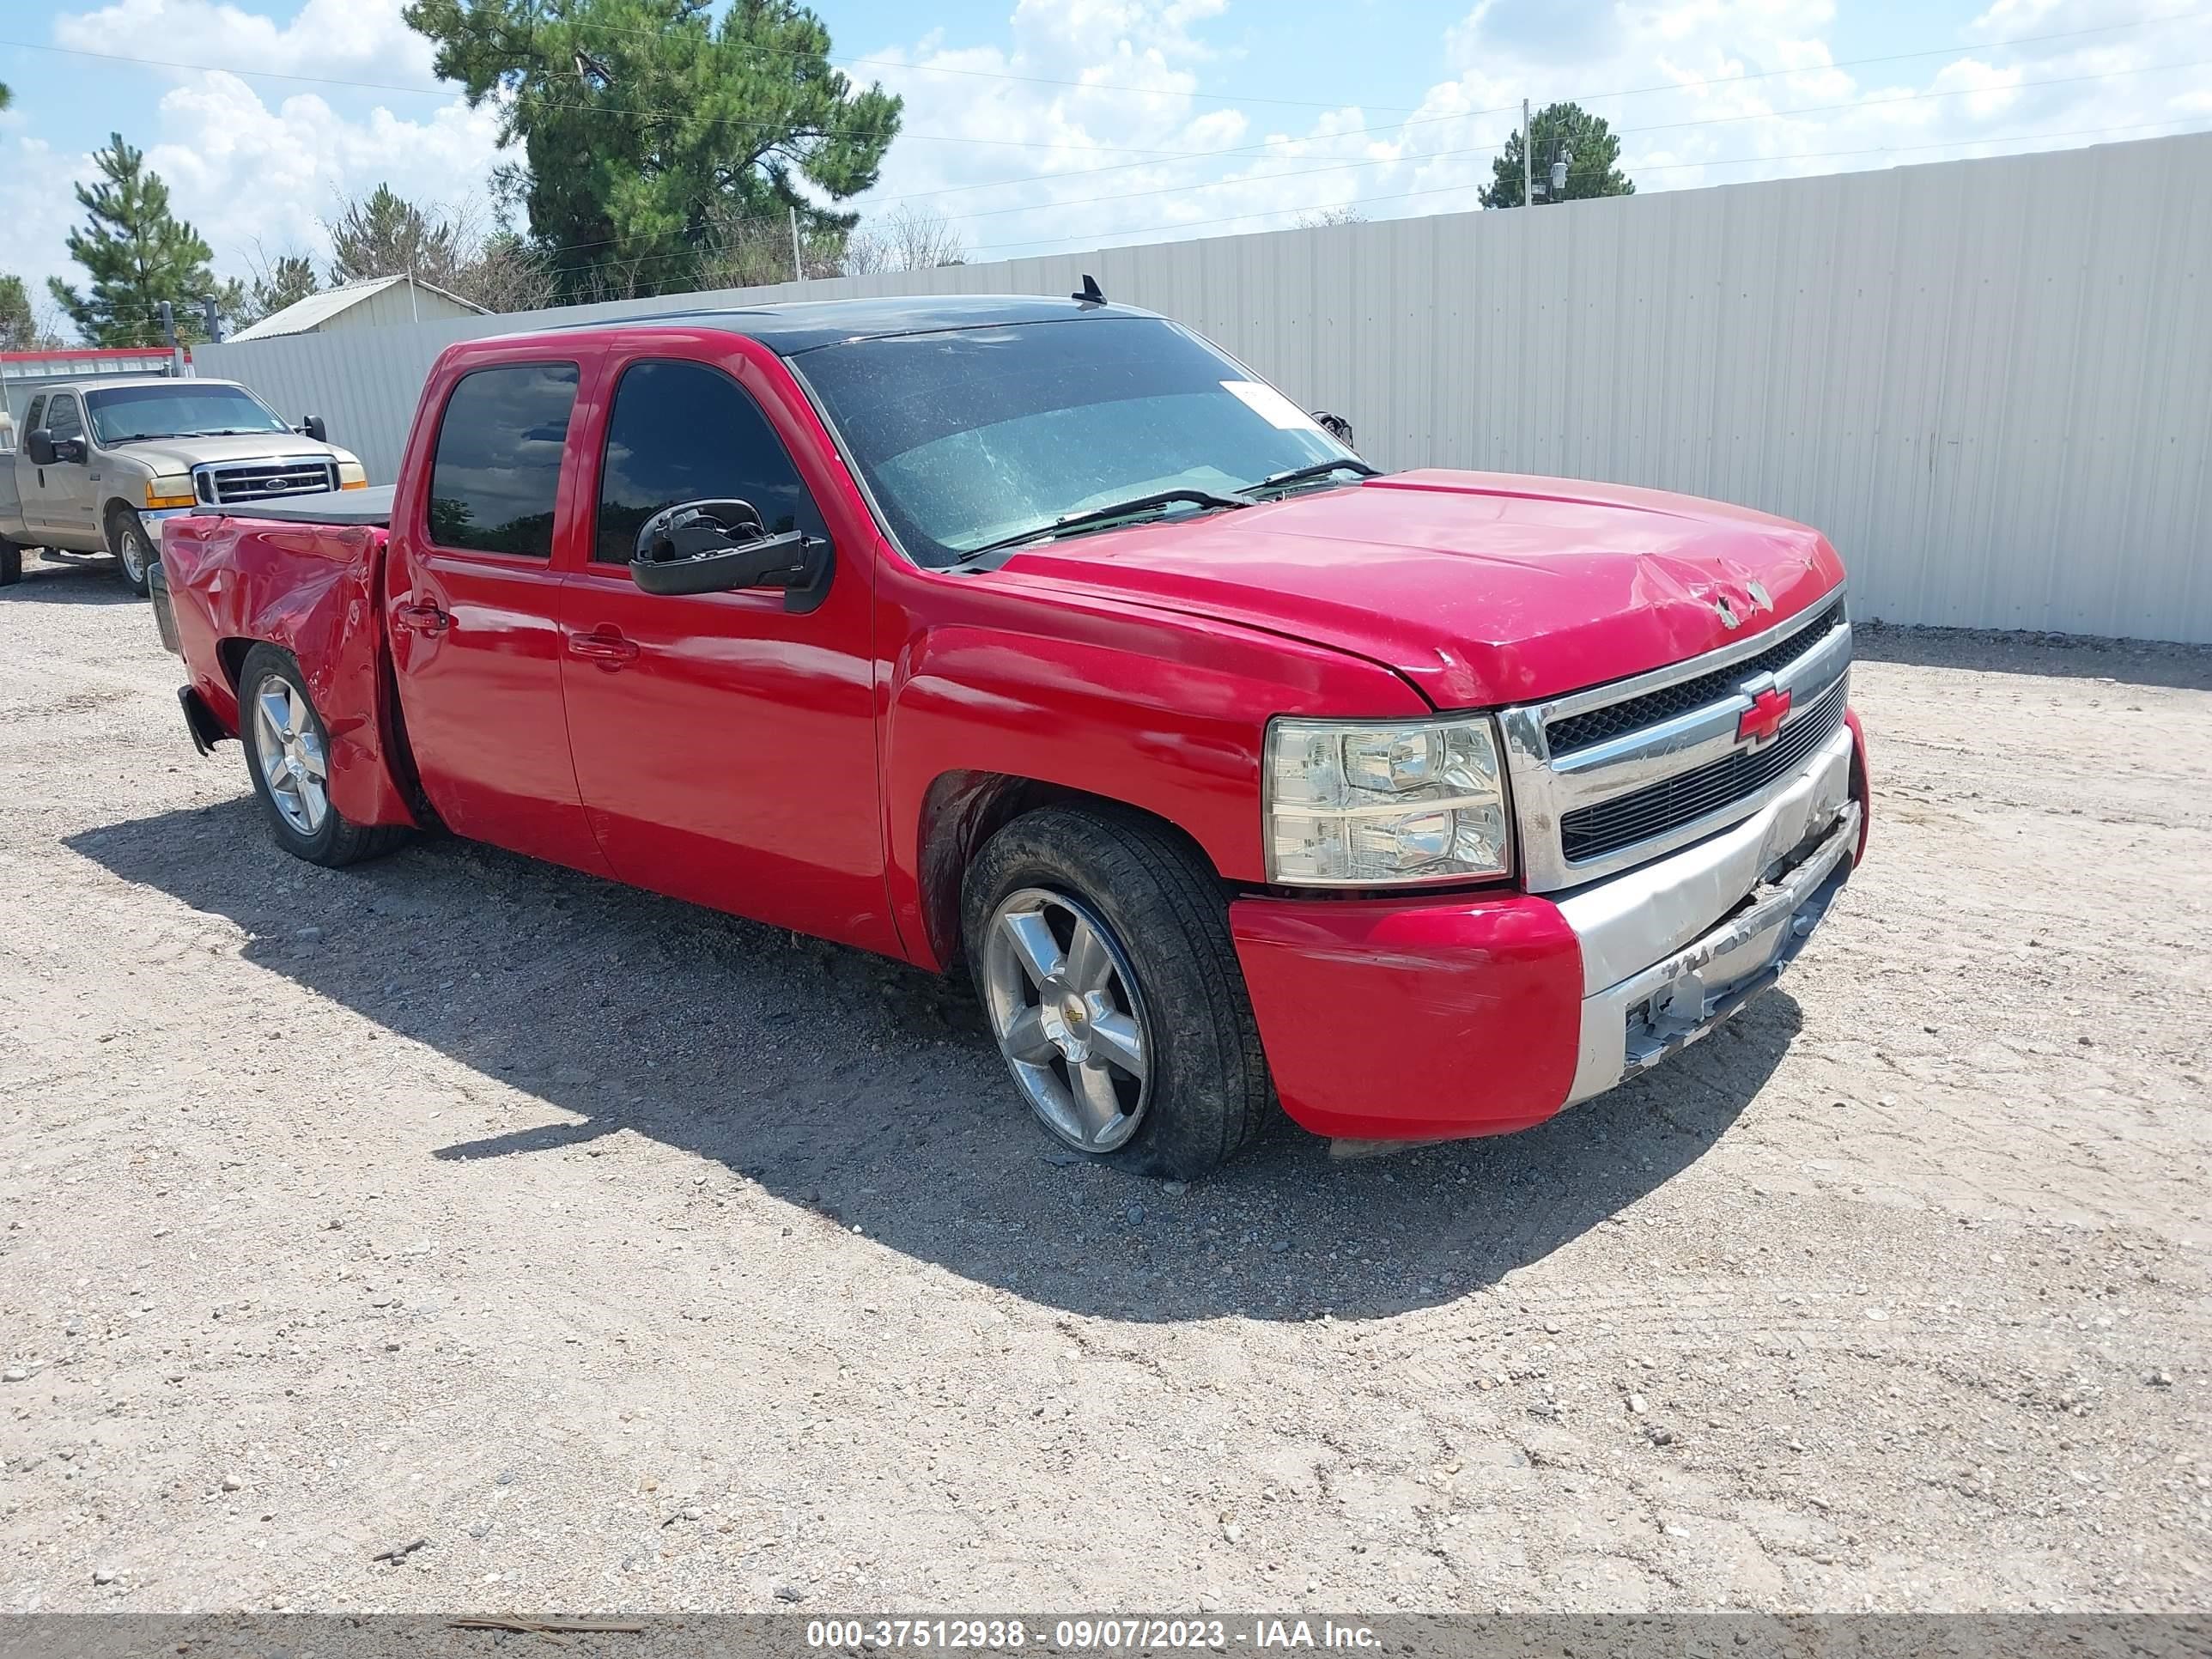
988 470 1847 709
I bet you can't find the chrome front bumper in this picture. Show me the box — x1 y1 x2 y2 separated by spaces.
1557 723 1857 1104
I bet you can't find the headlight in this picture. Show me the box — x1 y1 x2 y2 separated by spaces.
336 459 368 489
144 474 195 509
1265 715 1511 885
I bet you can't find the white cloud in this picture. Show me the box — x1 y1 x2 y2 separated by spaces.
11 0 507 324
847 0 2212 261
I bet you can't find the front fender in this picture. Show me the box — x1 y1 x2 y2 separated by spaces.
881 582 1431 970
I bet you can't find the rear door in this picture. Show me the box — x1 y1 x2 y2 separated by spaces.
555 347 891 951
385 349 612 875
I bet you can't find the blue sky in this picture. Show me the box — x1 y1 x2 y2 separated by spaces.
3 0 2207 333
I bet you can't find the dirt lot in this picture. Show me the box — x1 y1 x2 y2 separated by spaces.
1 546 2207 1615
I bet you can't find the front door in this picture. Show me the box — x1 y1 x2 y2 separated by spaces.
556 352 891 952
28 393 97 545
385 354 611 876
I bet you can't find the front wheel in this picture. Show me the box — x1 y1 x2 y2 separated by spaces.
238 644 408 868
963 804 1273 1180
106 507 155 597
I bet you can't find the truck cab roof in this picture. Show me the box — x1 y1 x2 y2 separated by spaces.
520 293 1158 357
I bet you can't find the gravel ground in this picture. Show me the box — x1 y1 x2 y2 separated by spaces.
1 547 2207 1615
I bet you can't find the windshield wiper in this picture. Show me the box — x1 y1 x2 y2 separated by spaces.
1243 459 1379 499
959 487 1253 559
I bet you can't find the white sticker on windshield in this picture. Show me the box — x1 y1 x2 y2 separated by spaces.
1221 380 1323 432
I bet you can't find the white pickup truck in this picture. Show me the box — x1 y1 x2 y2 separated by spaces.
0 376 367 593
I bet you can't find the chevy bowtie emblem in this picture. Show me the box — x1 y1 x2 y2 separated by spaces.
1738 685 1792 744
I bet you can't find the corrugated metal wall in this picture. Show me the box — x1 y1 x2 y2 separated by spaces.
194 131 2212 643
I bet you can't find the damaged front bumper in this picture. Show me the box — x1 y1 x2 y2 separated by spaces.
1229 718 1865 1145
1557 722 1858 1104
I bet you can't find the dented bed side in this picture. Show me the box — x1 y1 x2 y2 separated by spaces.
160 514 419 829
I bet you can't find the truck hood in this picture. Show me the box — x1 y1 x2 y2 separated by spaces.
108 434 350 473
988 470 1847 709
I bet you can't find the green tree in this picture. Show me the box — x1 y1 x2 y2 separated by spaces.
243 252 320 324
1480 103 1636 209
403 0 902 300
47 133 223 345
326 184 468 289
0 82 11 112
324 185 554 313
1 275 46 350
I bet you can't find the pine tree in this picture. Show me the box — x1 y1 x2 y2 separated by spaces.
1480 104 1636 210
404 0 901 300
47 134 223 346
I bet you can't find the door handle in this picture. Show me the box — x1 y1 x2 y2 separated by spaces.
395 602 451 635
567 629 640 665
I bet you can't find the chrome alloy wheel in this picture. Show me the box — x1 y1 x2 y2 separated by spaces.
116 522 149 585
981 887 1153 1153
252 676 331 836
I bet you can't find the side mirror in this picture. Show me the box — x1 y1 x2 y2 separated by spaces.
630 499 833 612
26 429 55 467
303 416 328 443
58 437 87 464
1312 410 1356 448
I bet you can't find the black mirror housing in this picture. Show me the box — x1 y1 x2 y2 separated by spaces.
629 498 832 611
304 415 328 443
1312 410 1356 448
25 429 55 467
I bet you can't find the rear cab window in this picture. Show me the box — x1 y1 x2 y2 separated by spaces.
425 362 580 557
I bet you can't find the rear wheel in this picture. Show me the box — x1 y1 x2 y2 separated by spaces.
106 506 154 597
0 538 21 587
238 644 408 867
963 804 1273 1180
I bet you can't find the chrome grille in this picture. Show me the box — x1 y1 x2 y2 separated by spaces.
1547 599 1844 756
1559 678 1848 862
1495 593 1855 893
194 458 337 506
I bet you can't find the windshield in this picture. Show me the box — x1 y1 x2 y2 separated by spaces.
85 383 292 445
793 316 1358 566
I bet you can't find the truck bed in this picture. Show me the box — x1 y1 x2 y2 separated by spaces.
192 485 395 528
160 509 416 829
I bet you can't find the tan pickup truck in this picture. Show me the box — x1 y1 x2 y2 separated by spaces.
0 376 366 593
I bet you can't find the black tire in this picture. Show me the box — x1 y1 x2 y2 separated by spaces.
106 506 155 597
237 644 409 868
963 803 1273 1180
0 538 21 587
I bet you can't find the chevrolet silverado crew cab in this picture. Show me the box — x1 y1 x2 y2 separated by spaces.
0 376 366 592
154 295 1869 1179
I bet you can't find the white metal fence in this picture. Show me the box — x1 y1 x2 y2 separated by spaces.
194 131 2212 644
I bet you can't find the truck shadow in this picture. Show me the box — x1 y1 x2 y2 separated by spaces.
69 798 1794 1325
0 550 139 604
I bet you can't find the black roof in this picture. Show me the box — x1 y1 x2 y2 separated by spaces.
527 293 1158 356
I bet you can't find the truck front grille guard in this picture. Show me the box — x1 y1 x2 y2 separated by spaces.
1496 599 1854 894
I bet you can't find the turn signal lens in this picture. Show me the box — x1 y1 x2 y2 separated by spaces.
337 459 368 489
1265 716 1511 885
144 475 195 509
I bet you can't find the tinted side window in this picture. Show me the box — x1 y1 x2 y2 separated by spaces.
46 396 82 444
594 360 825 563
22 397 46 434
426 362 580 557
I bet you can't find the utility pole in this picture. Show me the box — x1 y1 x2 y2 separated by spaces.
1522 99 1533 209
790 204 805 284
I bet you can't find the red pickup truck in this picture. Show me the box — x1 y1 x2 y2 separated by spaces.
153 295 1869 1178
